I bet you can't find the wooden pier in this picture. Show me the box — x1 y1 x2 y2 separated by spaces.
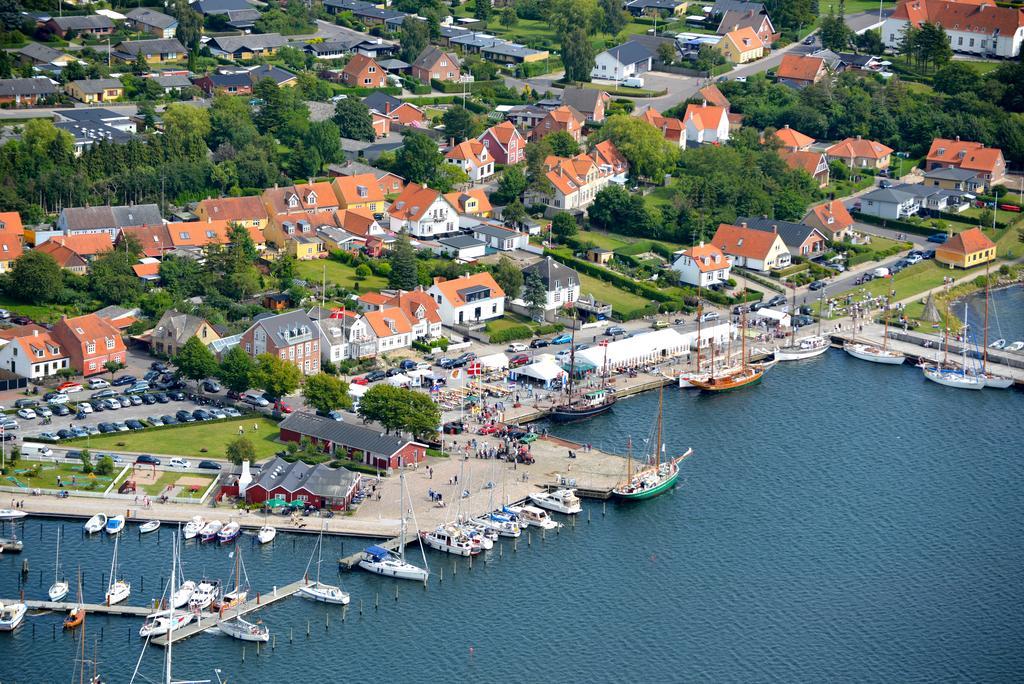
151 577 308 647
10 599 153 617
337 531 419 570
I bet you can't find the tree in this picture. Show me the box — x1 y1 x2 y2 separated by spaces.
549 0 603 36
657 42 676 65
95 455 115 476
394 130 443 185
551 212 578 239
332 98 376 142
217 346 255 393
226 436 256 465
388 231 419 290
491 256 523 301
271 253 296 287
104 360 124 380
600 0 627 35
251 353 302 400
933 62 976 96
355 263 371 280
431 164 469 193
79 450 93 475
305 120 344 172
302 372 352 413
589 184 633 230
400 16 430 63
442 106 477 143
474 0 492 23
174 336 219 385
854 28 884 55
499 6 517 27
358 384 440 438
694 44 725 71
88 246 143 305
764 0 815 31
594 115 679 181
132 51 149 75
502 198 528 227
173 0 203 50
523 271 547 320
561 27 595 82
819 10 851 52
493 165 527 204
5 250 62 304
545 130 580 157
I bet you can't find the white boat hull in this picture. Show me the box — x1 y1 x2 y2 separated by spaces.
105 516 125 535
421 531 479 557
188 583 216 611
256 526 276 544
0 509 26 521
172 581 195 609
84 514 107 534
506 505 560 530
105 581 130 606
199 521 223 542
844 343 905 365
139 611 193 638
218 618 269 642
358 557 429 582
528 490 583 515
923 368 985 390
774 339 830 361
48 582 69 602
298 582 350 605
0 603 27 631
471 516 521 538
183 516 204 540
978 374 1014 389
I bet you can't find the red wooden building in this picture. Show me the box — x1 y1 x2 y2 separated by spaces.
244 456 361 510
278 412 428 470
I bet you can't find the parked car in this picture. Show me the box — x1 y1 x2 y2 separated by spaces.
160 415 178 425
87 378 110 390
201 380 221 393
44 392 68 404
906 254 923 265
97 422 116 434
927 233 948 244
808 280 826 291
315 409 345 421
76 402 93 414
175 410 196 423
91 389 116 400
168 391 186 401
36 406 52 418
399 359 419 371
385 367 404 377
605 326 626 336
768 295 787 307
273 400 292 414
111 375 136 387
14 398 37 409
147 416 164 426
117 396 131 408
142 394 157 405
143 370 160 382
792 314 815 327
150 361 168 372
198 460 222 470
509 354 530 368
529 339 549 348
155 393 170 404
550 334 572 345
699 311 720 322
135 455 161 466
222 407 241 418
56 429 73 440
506 343 528 353
125 419 145 430
52 404 70 417
0 418 18 431
451 352 476 367
351 376 369 385
242 391 269 407
57 382 83 393
193 409 212 421
11 315 31 325
443 421 465 434
364 370 387 382
169 458 192 468
16 408 36 420
208 408 226 420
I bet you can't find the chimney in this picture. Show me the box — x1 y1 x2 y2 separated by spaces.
772 225 778 234
740 222 747 229
33 329 38 336
955 135 960 141
856 135 862 140
385 102 392 115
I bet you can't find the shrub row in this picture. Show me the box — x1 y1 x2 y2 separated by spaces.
546 249 673 304
850 211 943 237
412 337 449 352
430 78 504 94
487 325 534 344
732 267 785 293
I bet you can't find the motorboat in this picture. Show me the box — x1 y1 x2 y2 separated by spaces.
470 512 521 538
256 525 276 544
171 580 196 609
774 335 830 361
216 521 241 544
182 516 204 540
506 505 561 530
421 525 480 556
212 587 247 612
923 367 985 390
298 525 350 604
199 520 223 543
188 581 217 611
358 545 430 582
0 602 27 631
63 606 84 630
0 538 22 553
990 338 1007 349
0 509 26 521
528 488 582 515
218 615 269 643
461 524 494 550
105 515 125 535
48 527 69 602
83 514 107 534
1008 341 1024 352
138 520 161 534
843 342 905 365
139 610 194 638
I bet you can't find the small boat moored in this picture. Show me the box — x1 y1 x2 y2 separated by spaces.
505 505 561 530
139 610 194 638
83 514 107 534
528 488 582 515
138 520 161 534
358 545 430 582
0 601 27 631
105 515 125 535
256 525 276 544
216 521 241 544
199 520 223 543
421 525 480 556
182 516 204 540
171 580 196 609
0 509 26 521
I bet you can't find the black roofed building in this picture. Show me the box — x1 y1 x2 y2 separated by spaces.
57 203 163 238
0 77 58 106
44 14 114 38
737 216 828 258
111 38 187 64
207 33 289 59
590 40 653 81
279 412 429 470
243 455 362 510
521 256 580 313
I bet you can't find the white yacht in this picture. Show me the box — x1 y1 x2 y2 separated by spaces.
843 342 905 365
923 367 985 390
218 615 269 643
0 601 27 631
199 520 223 543
528 488 583 515
83 514 106 534
358 545 430 582
421 525 480 556
188 581 217 611
774 335 830 361
0 509 26 521
256 525 276 544
48 527 69 602
182 516 204 540
506 505 561 530
105 533 130 605
298 525 350 605
171 580 196 609
470 512 521 538
139 610 193 638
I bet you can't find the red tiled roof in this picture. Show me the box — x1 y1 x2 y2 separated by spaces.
827 137 893 160
46 233 113 257
263 182 338 216
809 199 854 234
389 183 444 222
722 26 763 51
781 150 827 175
197 195 268 223
333 173 386 205
14 331 64 363
940 227 995 255
444 188 492 215
132 262 160 278
699 84 730 109
34 241 85 268
445 139 488 165
683 103 728 131
682 243 729 273
0 235 22 262
483 120 522 147
363 307 413 338
120 224 173 257
0 211 24 236
777 54 825 82
711 223 783 260
431 272 504 306
891 0 1024 35
773 125 815 149
384 290 441 325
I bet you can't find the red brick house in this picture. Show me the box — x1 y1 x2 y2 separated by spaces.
411 45 460 83
240 310 320 375
341 54 387 88
243 455 362 510
530 105 583 142
52 313 126 377
278 412 428 470
478 121 526 165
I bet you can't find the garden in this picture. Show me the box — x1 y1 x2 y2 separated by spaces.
69 417 284 460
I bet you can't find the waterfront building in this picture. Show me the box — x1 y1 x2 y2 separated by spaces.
935 227 997 269
243 455 362 509
278 412 428 469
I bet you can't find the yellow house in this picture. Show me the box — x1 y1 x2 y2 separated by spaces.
195 196 269 232
287 235 327 260
332 174 386 214
150 309 221 358
716 27 764 64
935 227 997 269
444 189 493 218
66 78 124 104
112 38 187 64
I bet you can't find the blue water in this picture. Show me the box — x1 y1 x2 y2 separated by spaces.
3 295 1024 682
963 284 1024 345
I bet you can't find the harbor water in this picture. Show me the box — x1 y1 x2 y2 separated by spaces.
3 291 1024 682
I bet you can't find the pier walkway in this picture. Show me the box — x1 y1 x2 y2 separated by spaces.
7 599 152 617
337 531 418 570
151 578 307 647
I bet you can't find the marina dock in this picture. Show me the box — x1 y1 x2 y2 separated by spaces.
5 599 152 617
337 531 419 570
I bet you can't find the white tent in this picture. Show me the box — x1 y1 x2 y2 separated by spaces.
478 352 509 370
576 328 690 370
348 383 369 399
752 308 791 327
387 373 413 386
513 359 566 386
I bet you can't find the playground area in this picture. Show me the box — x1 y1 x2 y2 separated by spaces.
3 462 115 493
115 465 215 499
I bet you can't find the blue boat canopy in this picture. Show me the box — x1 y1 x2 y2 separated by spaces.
365 545 389 558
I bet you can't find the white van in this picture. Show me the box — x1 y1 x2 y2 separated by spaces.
22 443 54 459
622 76 645 88
872 267 890 278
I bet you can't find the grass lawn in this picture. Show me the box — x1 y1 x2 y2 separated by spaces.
822 0 894 14
0 295 101 324
68 417 284 461
574 230 630 251
138 470 214 497
577 272 653 317
6 462 114 492
294 259 388 292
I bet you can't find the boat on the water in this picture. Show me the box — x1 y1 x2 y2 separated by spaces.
358 469 429 582
199 520 223 542
0 509 26 521
775 335 830 361
990 338 1006 349
421 525 480 556
972 269 1014 389
690 310 767 392
105 515 125 535
48 527 69 602
0 601 27 631
104 533 130 605
138 520 160 534
844 306 904 365
216 521 240 544
1007 341 1024 351
549 317 616 422
506 504 561 530
64 571 85 630
298 524 350 604
528 488 582 515
83 514 107 534
218 614 269 643
256 525 276 544
923 301 986 390
188 581 217 611
470 511 521 538
613 388 694 501
171 580 195 609
182 516 204 540
0 537 22 554
139 609 193 638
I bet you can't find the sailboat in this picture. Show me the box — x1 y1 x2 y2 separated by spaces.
775 288 829 361
613 388 694 501
48 526 69 601
64 569 85 630
923 302 984 389
974 266 1013 389
212 549 248 611
140 535 194 638
217 545 269 643
844 304 904 364
358 469 429 582
298 524 350 604
550 310 615 421
689 309 766 391
105 533 131 605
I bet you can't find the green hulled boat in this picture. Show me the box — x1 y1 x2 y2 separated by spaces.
612 387 694 501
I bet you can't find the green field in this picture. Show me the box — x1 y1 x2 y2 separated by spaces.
577 272 653 317
0 295 101 324
295 259 388 291
68 417 284 460
822 0 895 16
4 462 114 492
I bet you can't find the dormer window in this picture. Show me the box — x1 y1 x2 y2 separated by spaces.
288 195 299 208
105 337 115 350
86 342 95 354
306 191 317 204
357 185 368 198
179 232 190 240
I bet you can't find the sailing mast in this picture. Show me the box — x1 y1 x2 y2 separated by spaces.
740 309 748 369
943 302 950 368
399 469 407 563
566 308 576 409
695 287 702 373
983 264 990 375
655 387 663 470
790 288 797 348
625 436 633 484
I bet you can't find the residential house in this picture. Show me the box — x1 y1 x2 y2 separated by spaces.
476 122 525 167
922 166 987 194
771 124 815 151
305 40 349 60
165 219 265 252
357 292 391 312
444 189 493 218
637 106 685 147
341 54 387 88
207 33 288 60
826 136 893 170
480 42 549 65
776 54 827 89
149 309 220 357
471 221 529 251
739 216 828 258
383 289 443 340
711 222 791 272
315 208 387 253
44 15 114 38
191 0 261 28
780 150 830 188
332 173 387 214
436 235 487 261
264 213 333 258
263 181 340 217
52 313 127 377
33 241 88 274
66 78 124 104
0 212 23 273
591 139 629 179
530 105 583 143
882 0 1024 58
151 74 193 94
505 103 548 130
858 183 970 219
16 43 73 68
586 247 614 265
278 413 427 470
411 46 460 83
671 242 732 287
716 4 777 45
363 307 413 353
683 102 730 145
698 83 745 130
428 272 506 326
521 256 580 312
626 0 687 16
935 227 997 269
243 453 362 509
94 305 141 332
925 137 1005 186
125 8 178 38
0 77 59 106
194 65 297 95
240 309 321 375
560 87 610 124
803 199 856 242
537 152 614 212
119 223 173 257
388 183 458 238
312 308 376 363
445 139 494 181
716 27 764 63
0 329 69 379
195 195 269 230
56 203 162 239
363 92 425 126
111 38 187 64
36 234 113 266
591 40 653 81
53 108 137 155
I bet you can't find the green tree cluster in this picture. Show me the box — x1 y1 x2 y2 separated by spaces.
358 384 441 439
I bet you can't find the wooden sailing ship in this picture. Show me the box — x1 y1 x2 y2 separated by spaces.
689 309 765 392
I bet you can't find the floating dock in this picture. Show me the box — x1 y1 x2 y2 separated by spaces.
337 531 419 570
10 599 152 617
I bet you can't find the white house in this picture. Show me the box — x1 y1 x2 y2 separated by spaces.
428 272 506 326
671 242 732 287
387 182 458 238
311 309 376 362
444 139 494 182
683 103 730 145
363 307 413 353
882 0 1024 59
0 330 71 379
591 40 653 81
434 235 487 261
537 152 614 212
521 256 580 311
858 184 969 220
470 220 529 251
711 222 791 272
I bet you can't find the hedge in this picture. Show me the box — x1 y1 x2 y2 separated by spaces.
333 85 402 97
487 325 534 343
850 211 943 237
772 263 809 278
412 337 449 352
535 323 564 335
732 267 785 293
545 249 673 303
934 209 1009 229
431 78 504 94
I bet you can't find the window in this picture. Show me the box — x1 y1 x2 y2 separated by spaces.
245 343 251 353
969 38 974 47
958 36 963 46
105 338 114 350
86 342 95 354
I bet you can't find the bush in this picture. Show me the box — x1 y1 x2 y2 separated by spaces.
412 337 449 352
534 323 564 335
487 325 534 343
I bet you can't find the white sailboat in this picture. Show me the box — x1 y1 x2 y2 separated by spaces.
105 533 131 605
298 524 350 604
358 469 429 582
139 609 194 638
470 511 521 538
48 526 69 602
217 545 269 643
84 513 107 534
171 581 195 610
0 509 26 521
528 488 582 515
182 516 204 540
256 525 276 544
974 267 1013 389
924 302 985 390
775 288 830 361
844 305 904 365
